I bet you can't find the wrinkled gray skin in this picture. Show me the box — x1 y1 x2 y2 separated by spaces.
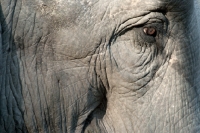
1 0 200 132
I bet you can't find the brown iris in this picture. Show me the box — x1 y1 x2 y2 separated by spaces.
143 27 157 36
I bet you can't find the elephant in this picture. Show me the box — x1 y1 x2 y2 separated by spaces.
0 0 200 132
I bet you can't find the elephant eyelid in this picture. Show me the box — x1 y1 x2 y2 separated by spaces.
116 12 168 36
117 19 167 37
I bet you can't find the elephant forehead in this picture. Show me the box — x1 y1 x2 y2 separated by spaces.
37 0 192 18
51 0 192 9
93 0 192 16
32 0 193 32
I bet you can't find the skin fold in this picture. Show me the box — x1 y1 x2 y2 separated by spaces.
0 0 200 132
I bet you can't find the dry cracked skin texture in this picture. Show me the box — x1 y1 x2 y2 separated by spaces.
0 0 200 132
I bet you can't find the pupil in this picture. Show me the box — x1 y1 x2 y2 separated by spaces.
143 27 156 36
148 28 155 35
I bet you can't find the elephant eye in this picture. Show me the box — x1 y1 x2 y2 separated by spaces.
116 22 165 44
143 27 157 37
139 23 164 44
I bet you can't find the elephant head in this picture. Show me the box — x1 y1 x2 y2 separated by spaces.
0 0 200 132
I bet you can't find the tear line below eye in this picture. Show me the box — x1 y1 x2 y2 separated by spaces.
115 12 168 37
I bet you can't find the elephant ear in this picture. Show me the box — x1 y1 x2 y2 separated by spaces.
0 11 2 67
195 0 200 35
0 1 26 132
